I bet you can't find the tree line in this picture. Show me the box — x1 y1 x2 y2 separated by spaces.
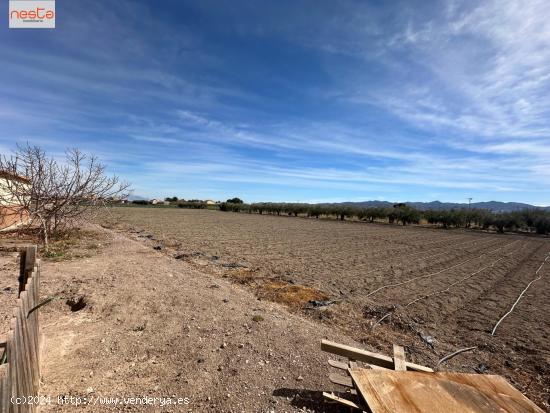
216 201 550 235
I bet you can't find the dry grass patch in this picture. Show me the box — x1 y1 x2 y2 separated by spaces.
225 268 330 309
258 280 329 308
226 268 256 285
42 229 107 261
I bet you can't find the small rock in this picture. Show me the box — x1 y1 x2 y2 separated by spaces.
296 376 304 381
221 342 227 349
419 332 435 349
474 363 489 374
86 387 94 394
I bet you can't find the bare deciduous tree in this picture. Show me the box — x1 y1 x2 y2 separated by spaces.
0 144 131 247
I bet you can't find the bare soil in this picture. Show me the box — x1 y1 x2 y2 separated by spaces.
31 225 363 412
95 207 550 411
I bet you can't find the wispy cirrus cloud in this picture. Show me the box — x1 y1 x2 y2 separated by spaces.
0 0 548 204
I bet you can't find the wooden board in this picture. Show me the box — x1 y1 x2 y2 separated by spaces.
392 344 406 371
349 369 543 413
329 372 353 388
323 392 367 411
321 340 433 372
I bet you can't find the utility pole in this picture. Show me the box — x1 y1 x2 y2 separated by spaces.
467 197 473 209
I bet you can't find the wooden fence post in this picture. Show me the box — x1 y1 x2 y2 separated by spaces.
18 246 36 298
1 246 41 413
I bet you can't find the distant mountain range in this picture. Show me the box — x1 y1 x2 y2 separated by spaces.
336 200 550 212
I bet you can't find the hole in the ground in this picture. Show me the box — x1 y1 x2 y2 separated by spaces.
66 296 87 312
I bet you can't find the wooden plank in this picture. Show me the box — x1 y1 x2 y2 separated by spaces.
0 364 7 413
8 322 20 413
33 262 41 373
328 359 349 370
329 372 353 388
18 250 26 296
20 292 38 395
7 329 18 413
24 246 36 274
392 345 406 371
329 358 389 371
18 246 36 297
366 363 390 371
321 340 433 372
349 369 544 413
26 273 39 381
13 304 32 413
322 392 367 411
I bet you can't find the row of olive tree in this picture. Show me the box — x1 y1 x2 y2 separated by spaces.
218 201 550 235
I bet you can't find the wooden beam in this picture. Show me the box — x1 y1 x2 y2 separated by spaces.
329 358 389 371
329 372 353 388
24 246 36 273
367 363 390 371
328 359 349 370
393 344 406 371
322 392 367 411
18 245 36 296
321 340 433 372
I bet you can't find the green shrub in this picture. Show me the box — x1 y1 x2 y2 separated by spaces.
177 201 206 209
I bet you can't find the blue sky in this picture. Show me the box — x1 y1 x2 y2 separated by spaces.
1 0 549 204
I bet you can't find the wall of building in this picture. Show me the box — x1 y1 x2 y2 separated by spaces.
0 206 29 231
0 177 30 230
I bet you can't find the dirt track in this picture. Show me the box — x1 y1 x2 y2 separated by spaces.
97 208 550 411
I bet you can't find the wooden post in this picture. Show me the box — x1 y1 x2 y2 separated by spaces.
393 344 407 371
8 322 20 413
18 250 26 297
0 363 7 413
19 293 37 398
18 246 36 297
1 247 41 413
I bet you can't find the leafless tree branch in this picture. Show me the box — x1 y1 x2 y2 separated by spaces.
0 144 131 247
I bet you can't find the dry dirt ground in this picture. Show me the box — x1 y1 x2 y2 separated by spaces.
30 225 366 413
95 207 550 411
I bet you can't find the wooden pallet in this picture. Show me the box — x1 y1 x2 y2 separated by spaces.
322 340 424 412
321 340 542 413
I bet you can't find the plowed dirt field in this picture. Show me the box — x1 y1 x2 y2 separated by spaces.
100 207 550 410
